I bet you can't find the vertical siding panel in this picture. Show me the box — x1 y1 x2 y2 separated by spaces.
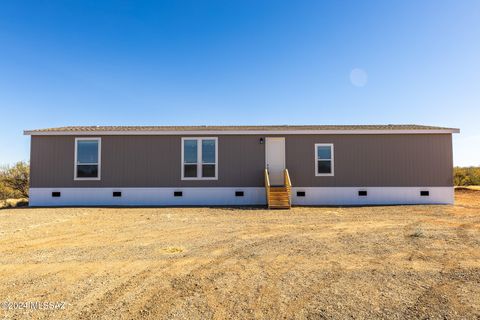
285 134 453 187
29 133 454 188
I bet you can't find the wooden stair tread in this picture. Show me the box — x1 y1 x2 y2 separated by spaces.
265 169 292 209
268 196 290 208
267 187 291 209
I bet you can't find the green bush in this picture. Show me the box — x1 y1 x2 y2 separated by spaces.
454 167 480 186
0 161 30 200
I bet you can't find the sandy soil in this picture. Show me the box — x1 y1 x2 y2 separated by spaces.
0 191 479 319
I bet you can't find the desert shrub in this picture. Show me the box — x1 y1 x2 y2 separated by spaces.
454 167 480 186
0 184 9 207
0 161 30 199
410 228 424 238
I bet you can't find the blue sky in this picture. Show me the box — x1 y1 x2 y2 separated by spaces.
0 0 479 166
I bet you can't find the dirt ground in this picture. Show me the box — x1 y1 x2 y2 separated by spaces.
0 191 479 319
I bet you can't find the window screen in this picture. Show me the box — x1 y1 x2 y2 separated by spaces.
315 144 334 175
75 139 100 179
182 138 217 179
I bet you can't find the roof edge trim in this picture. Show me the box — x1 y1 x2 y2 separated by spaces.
24 129 460 136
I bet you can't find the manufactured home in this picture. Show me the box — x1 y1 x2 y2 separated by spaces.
24 125 459 208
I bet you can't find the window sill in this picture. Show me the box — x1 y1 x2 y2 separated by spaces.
74 177 102 181
181 177 218 181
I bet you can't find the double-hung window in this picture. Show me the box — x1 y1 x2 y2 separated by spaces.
75 138 101 180
182 137 218 180
315 143 334 176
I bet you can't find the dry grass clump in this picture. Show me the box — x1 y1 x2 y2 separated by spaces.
161 247 184 254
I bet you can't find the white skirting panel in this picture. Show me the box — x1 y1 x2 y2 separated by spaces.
292 187 454 205
29 187 454 207
29 188 267 207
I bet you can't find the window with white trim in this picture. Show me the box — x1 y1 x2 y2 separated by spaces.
75 138 101 180
182 137 218 180
315 143 334 176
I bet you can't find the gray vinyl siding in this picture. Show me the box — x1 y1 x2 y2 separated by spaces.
286 134 453 187
30 135 265 188
30 134 453 188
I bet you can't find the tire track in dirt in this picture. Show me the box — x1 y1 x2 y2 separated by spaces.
456 222 479 244
246 235 337 319
76 265 158 320
72 246 202 318
136 235 292 319
401 221 479 318
72 234 257 319
0 212 96 258
401 219 450 317
279 233 344 319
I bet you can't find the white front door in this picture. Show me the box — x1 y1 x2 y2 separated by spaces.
265 137 286 186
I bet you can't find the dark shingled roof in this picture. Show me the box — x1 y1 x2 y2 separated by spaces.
25 124 459 133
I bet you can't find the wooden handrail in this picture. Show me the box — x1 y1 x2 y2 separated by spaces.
284 169 292 206
284 169 291 188
264 169 270 207
265 168 270 188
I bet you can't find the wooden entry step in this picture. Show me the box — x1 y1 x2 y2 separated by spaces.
264 170 292 209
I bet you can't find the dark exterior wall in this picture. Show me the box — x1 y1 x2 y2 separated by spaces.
286 134 453 187
30 134 453 188
30 135 265 188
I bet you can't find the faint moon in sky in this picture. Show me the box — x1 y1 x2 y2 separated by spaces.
350 68 368 87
